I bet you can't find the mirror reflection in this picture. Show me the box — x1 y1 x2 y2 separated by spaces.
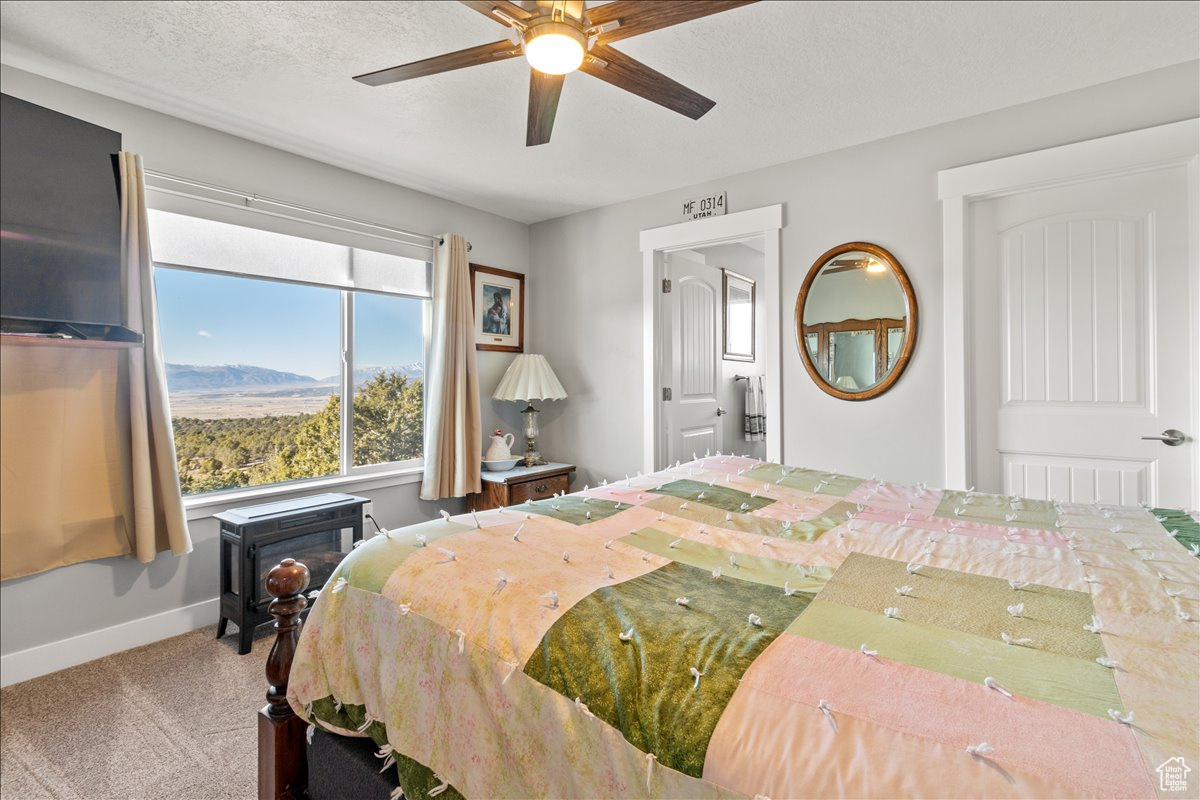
795 243 917 400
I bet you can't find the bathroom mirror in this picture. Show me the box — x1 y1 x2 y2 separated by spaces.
795 242 917 400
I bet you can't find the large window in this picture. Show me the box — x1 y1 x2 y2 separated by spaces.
150 209 428 496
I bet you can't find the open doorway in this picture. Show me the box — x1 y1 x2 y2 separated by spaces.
639 206 783 472
659 239 767 465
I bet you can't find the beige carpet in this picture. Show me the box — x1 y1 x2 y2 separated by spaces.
1 625 275 800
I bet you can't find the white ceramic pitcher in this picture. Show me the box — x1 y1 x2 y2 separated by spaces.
485 430 516 461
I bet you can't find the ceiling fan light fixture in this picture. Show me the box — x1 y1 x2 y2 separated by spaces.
523 21 586 75
866 259 887 273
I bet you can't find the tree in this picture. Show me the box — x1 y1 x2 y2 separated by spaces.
266 370 424 481
352 372 423 465
171 371 424 495
288 394 341 478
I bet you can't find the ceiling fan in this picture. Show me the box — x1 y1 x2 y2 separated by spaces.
353 0 758 146
823 257 889 275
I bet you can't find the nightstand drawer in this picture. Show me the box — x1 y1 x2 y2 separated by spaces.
509 474 569 505
468 463 575 512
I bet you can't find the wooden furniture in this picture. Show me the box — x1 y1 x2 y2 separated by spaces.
216 493 366 655
795 241 918 401
259 559 310 800
802 316 906 384
467 462 575 511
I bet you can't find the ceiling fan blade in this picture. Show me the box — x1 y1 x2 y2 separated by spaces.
353 39 521 86
527 70 566 146
458 0 534 24
580 44 714 119
585 0 758 44
822 265 861 275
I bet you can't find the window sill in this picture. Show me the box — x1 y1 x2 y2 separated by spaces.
182 466 424 522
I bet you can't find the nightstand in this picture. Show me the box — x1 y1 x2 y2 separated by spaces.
468 462 576 511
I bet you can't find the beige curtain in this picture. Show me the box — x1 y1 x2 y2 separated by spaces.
119 152 192 562
420 234 482 500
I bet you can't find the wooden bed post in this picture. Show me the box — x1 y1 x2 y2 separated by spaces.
258 558 310 800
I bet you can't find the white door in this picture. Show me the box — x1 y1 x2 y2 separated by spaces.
661 253 724 466
971 165 1196 508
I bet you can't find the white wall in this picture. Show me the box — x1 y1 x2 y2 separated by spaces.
0 66 535 669
528 61 1200 488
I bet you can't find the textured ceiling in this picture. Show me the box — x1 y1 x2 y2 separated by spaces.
1 1 1196 223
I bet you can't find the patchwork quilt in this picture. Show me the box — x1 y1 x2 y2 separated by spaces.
288 457 1200 799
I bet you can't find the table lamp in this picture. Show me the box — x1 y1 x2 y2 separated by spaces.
492 354 567 466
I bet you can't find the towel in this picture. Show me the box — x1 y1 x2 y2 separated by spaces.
744 376 766 442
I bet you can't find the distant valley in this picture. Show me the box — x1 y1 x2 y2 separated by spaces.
165 362 423 419
165 362 423 391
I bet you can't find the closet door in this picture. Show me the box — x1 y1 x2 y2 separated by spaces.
970 165 1195 507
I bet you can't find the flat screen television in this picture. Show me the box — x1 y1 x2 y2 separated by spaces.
0 93 129 340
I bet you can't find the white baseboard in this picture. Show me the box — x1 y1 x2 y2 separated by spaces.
0 597 219 688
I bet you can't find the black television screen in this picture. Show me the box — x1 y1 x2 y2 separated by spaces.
1 93 123 327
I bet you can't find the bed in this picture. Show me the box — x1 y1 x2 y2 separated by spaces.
258 456 1200 799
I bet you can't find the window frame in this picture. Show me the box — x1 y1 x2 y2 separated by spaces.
153 259 430 507
341 285 431 478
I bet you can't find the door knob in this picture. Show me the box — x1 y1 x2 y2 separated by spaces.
716 407 727 416
1141 429 1186 446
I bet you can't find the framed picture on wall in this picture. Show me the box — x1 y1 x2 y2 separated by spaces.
470 263 525 352
722 269 755 361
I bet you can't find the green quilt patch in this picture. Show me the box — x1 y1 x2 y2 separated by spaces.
308 698 464 800
650 479 776 513
523 561 811 779
933 490 1060 531
641 495 851 542
1154 507 1200 558
618 527 831 592
789 600 1123 719
816 552 1105 661
793 553 1123 718
742 464 864 497
519 495 634 525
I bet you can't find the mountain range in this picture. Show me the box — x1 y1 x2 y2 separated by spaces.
165 363 423 392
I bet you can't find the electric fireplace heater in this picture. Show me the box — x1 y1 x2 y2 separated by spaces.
215 493 366 654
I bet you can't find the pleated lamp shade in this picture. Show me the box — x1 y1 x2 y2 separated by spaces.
492 354 567 401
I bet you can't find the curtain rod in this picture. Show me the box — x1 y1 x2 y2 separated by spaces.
143 169 471 251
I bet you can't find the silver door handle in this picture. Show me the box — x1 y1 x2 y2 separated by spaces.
1141 429 1185 446
716 407 727 416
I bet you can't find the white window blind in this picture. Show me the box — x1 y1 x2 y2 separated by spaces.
147 208 430 298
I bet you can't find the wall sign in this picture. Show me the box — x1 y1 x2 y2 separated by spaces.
681 191 727 221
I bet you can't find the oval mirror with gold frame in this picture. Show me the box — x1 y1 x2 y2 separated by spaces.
795 242 917 401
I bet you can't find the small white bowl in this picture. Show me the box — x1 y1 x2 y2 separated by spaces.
483 458 520 472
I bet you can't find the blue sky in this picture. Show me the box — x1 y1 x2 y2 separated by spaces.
154 268 424 378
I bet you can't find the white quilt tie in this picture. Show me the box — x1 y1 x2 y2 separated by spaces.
1107 709 1135 725
375 743 396 773
816 699 837 732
